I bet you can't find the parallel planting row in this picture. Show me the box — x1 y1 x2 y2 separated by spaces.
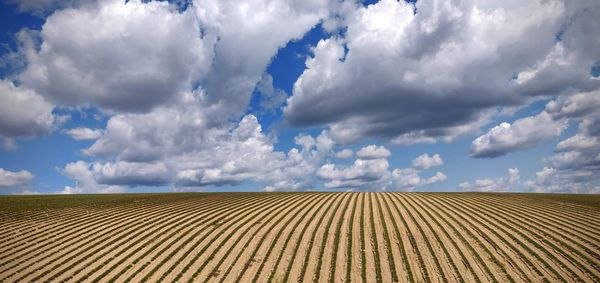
1 192 599 282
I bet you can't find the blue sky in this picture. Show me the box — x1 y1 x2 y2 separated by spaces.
0 0 599 194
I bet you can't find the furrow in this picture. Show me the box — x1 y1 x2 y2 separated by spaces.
1 197 204 282
45 196 228 283
463 194 600 282
126 193 281 283
438 194 570 282
103 194 265 283
203 193 307 282
266 193 337 282
249 193 326 282
299 193 347 282
400 193 467 283
378 192 414 283
391 193 448 283
281 193 340 282
225 194 322 283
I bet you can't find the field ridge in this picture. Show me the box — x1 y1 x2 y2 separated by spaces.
1 192 599 282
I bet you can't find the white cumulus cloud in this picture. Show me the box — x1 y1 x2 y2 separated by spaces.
317 149 447 191
285 0 600 144
317 158 390 189
334 148 354 159
392 168 447 191
470 111 567 158
61 161 125 194
459 168 520 192
0 168 34 188
19 0 214 113
475 89 600 193
64 127 103 140
412 153 444 170
356 145 391 160
38 0 337 193
0 79 58 139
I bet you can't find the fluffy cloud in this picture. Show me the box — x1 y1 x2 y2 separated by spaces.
317 158 390 189
26 0 340 192
317 145 447 191
334 148 354 159
285 0 600 143
545 90 600 119
171 115 291 187
356 145 391 160
255 73 288 112
459 168 520 192
392 168 447 191
92 161 171 186
61 161 124 194
8 0 194 17
19 0 214 113
191 0 330 119
412 153 444 169
470 111 567 158
64 127 103 140
71 108 449 191
0 168 34 188
391 153 446 190
471 89 600 158
7 0 599 193
65 92 335 191
0 79 58 139
550 132 600 172
264 130 336 191
476 89 600 192
523 166 600 193
77 94 287 187
13 0 332 116
530 95 600 192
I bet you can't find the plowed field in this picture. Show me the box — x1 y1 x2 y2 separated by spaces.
1 192 599 282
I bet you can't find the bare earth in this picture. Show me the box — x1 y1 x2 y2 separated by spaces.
1 192 599 282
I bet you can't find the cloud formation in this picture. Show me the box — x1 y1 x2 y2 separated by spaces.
67 94 335 192
334 148 354 159
356 145 391 160
317 145 447 191
19 0 214 113
534 92 600 192
412 153 444 170
2 0 599 193
391 153 446 191
470 112 567 158
317 155 390 189
14 0 335 192
255 73 288 112
471 89 600 159
392 169 447 191
285 0 600 144
0 168 34 188
474 89 600 193
0 79 58 139
459 168 520 192
191 0 330 119
64 127 103 140
61 161 125 194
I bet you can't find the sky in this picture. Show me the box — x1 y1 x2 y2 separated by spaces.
0 0 599 194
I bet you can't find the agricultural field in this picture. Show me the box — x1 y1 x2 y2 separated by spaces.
0 192 599 282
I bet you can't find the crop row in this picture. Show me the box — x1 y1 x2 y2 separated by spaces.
1 192 599 282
